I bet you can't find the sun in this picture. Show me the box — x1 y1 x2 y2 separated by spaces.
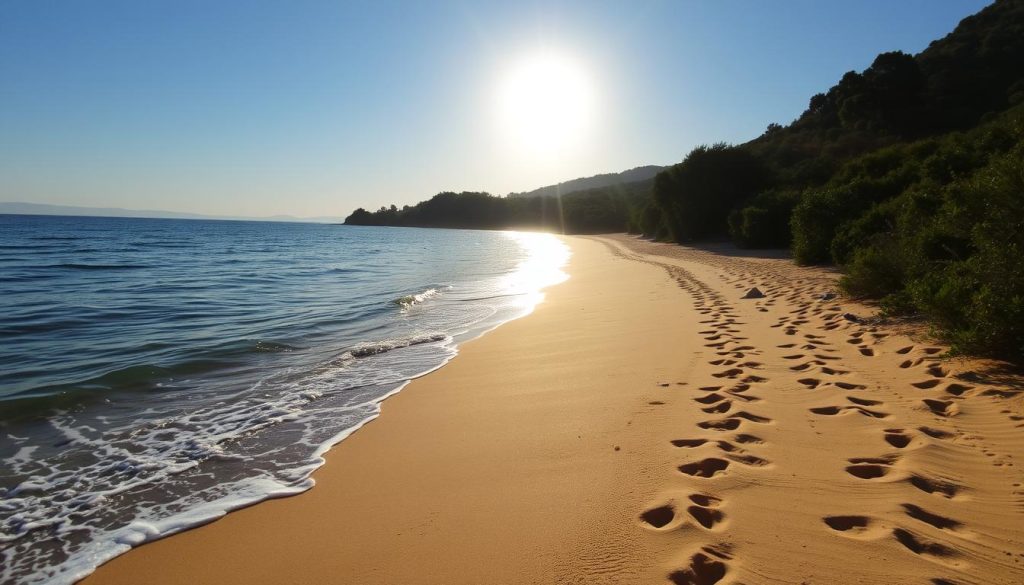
495 51 596 156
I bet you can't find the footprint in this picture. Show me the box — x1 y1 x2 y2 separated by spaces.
884 432 912 449
943 383 973 397
923 399 958 417
687 504 726 530
859 348 875 357
919 426 955 440
847 396 881 406
698 419 741 431
679 458 730 478
726 388 760 403
798 378 822 389
896 346 914 354
811 404 888 419
908 475 961 498
846 464 891 479
731 411 771 423
695 393 727 404
688 493 721 507
913 379 943 390
668 547 730 585
902 504 961 531
852 407 889 419
640 504 676 529
727 453 770 467
702 401 732 414
734 434 763 444
823 515 887 539
672 439 709 448
834 381 867 390
892 528 958 562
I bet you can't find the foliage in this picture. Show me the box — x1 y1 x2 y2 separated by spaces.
344 180 651 235
652 143 769 242
727 190 798 248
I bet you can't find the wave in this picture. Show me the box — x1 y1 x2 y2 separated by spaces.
347 332 448 358
392 287 443 308
29 235 81 241
0 339 301 415
127 241 196 250
48 263 151 271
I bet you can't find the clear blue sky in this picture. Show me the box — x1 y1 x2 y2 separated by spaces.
0 0 991 218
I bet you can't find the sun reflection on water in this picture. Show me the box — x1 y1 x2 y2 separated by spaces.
501 231 570 312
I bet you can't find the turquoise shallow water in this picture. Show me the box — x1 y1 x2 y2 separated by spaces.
0 215 568 584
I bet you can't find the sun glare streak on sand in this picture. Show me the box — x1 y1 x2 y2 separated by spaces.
495 51 596 157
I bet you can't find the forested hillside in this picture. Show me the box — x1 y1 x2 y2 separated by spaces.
508 165 663 199
345 174 652 234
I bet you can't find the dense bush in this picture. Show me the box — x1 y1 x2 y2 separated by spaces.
652 144 769 242
911 148 1024 358
727 190 798 248
833 134 1024 359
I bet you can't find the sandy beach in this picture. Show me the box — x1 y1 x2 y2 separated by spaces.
86 235 1024 585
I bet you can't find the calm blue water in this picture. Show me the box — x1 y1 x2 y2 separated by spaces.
0 214 568 584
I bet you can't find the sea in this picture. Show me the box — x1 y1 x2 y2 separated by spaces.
0 214 569 584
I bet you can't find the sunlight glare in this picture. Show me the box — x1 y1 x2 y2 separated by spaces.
501 231 570 310
495 51 596 157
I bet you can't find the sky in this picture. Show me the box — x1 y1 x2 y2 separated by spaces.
0 0 992 218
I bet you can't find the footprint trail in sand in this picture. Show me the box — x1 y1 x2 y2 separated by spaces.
600 235 1024 585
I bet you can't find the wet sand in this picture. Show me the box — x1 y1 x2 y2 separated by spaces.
86 235 1024 585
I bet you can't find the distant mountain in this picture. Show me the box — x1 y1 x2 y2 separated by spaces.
0 202 345 223
507 165 664 199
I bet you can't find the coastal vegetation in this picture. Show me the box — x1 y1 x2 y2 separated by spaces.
346 0 1024 360
344 177 652 234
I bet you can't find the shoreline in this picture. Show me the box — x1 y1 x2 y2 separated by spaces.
85 236 699 584
85 235 1024 584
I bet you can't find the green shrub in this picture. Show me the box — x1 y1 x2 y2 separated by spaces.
728 191 798 248
790 187 863 264
653 144 770 242
840 238 907 298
